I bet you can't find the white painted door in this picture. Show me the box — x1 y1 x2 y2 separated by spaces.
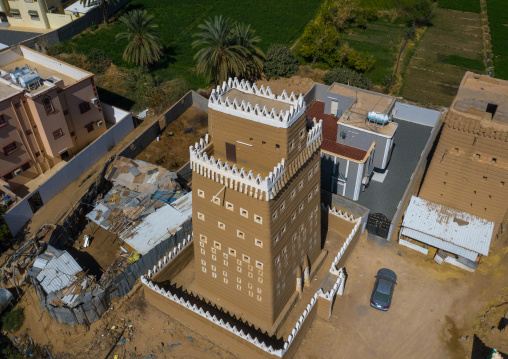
331 101 339 116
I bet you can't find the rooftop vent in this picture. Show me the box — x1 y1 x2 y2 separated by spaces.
9 66 42 90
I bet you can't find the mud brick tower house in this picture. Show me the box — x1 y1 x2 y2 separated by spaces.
190 78 323 330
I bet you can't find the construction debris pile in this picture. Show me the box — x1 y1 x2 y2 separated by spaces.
86 156 192 255
30 245 95 308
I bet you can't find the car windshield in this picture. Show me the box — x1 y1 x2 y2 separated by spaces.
374 291 390 302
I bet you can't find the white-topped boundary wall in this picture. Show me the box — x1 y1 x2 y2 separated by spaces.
141 231 349 358
209 77 307 128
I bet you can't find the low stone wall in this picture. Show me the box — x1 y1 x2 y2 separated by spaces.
141 231 349 358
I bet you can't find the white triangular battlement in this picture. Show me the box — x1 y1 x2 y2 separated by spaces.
209 77 306 128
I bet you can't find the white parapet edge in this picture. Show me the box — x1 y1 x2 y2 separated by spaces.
189 121 322 202
209 77 306 129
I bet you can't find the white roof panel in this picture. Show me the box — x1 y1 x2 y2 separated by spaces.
402 196 494 256
121 204 189 254
36 250 82 294
170 192 192 218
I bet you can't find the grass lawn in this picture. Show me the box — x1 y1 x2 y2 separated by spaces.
57 0 322 89
486 0 508 79
342 17 408 84
438 0 481 13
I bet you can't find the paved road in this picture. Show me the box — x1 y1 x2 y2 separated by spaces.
0 29 41 46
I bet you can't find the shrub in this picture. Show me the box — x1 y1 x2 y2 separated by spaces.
264 44 300 79
86 49 112 74
323 67 371 89
0 205 12 247
144 78 191 114
1 307 25 333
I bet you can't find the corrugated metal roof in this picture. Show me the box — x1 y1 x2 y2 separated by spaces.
402 196 494 256
121 204 189 254
401 227 478 261
36 249 83 294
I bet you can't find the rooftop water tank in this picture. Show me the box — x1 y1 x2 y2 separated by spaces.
367 111 389 124
9 66 30 84
18 71 41 90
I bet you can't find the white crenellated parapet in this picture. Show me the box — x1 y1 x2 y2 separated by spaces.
322 203 361 223
327 209 362 275
189 135 287 201
209 77 306 129
307 119 323 147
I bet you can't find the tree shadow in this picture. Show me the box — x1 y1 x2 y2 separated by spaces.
149 45 178 71
471 334 508 359
97 87 136 111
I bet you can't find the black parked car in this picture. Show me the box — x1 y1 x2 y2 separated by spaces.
370 268 397 311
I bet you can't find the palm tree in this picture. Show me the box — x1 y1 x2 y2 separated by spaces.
234 22 265 80
115 9 163 67
79 0 117 25
192 16 265 85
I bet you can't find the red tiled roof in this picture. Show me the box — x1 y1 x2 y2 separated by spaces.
306 101 367 161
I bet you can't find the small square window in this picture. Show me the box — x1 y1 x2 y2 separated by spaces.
243 254 250 263
291 212 297 222
258 270 263 277
237 259 242 265
258 277 263 284
299 203 304 212
308 193 312 202
237 284 241 290
237 277 241 283
212 197 220 205
202 266 207 273
223 271 228 277
255 239 263 248
25 129 32 135
248 283 253 289
212 272 217 278
291 189 296 199
280 201 286 211
223 253 228 259
211 248 216 254
211 265 216 271
229 248 236 256
226 202 234 211
308 170 313 179
200 241 205 248
240 208 248 218
257 295 262 302
256 261 263 269
224 278 228 284
201 248 206 255
212 254 217 261
79 101 91 114
272 210 278 220
257 288 262 294
214 241 221 250
201 259 206 265
314 163 319 172
218 221 225 230
199 233 207 242
314 185 319 194
248 264 253 271
298 180 304 190
3 142 17 155
198 189 205 198
85 122 94 133
273 235 279 245
224 260 228 266
254 215 262 224
237 266 242 272
237 230 245 239
198 212 205 221
275 144 280 149
281 225 287 235
249 291 254 297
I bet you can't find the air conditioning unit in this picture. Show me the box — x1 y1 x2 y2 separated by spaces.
96 120 103 126
13 168 22 176
91 97 99 105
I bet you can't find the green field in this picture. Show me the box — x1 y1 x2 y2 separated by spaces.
486 0 508 79
57 0 322 89
438 0 481 13
400 8 485 106
342 18 408 84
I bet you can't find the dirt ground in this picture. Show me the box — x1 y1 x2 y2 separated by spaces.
15 283 236 359
296 232 508 359
135 106 208 172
